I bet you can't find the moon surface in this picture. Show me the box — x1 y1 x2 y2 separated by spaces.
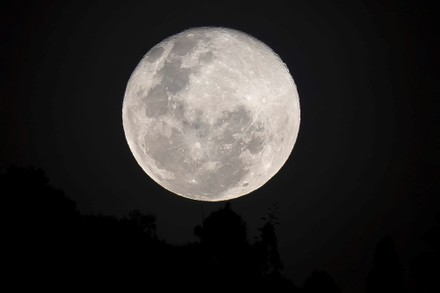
122 27 300 201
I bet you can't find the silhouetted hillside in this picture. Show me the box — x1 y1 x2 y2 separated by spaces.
2 166 343 291
366 236 406 293
410 216 440 293
303 270 342 293
8 165 438 292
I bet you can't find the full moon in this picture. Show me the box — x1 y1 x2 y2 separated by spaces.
122 27 300 201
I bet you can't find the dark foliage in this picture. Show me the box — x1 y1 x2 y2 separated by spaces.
303 270 342 293
410 216 440 293
366 236 406 293
2 166 342 292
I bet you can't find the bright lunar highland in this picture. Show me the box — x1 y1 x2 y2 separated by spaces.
122 27 300 201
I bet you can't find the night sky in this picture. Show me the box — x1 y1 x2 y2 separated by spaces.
1 0 438 292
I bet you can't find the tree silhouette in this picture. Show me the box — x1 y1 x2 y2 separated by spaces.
254 204 283 276
122 209 158 239
410 215 440 293
195 202 248 248
2 166 81 289
1 165 350 292
193 202 259 289
303 270 342 293
366 236 406 293
193 202 298 292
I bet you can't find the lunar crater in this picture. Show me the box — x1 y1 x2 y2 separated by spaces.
146 46 165 63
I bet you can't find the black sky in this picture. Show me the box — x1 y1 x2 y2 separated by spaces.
1 0 438 291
